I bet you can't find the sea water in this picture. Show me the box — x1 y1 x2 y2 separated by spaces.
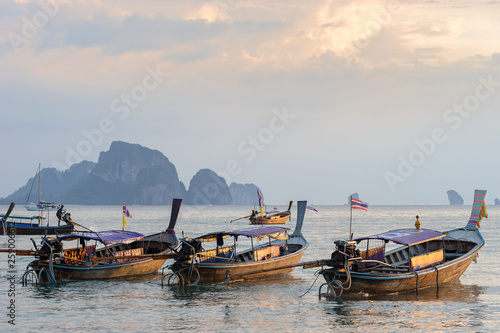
0 204 498 332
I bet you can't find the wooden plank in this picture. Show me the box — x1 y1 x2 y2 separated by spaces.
0 249 38 256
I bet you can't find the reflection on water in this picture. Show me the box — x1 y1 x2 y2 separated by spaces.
321 281 488 331
331 280 485 302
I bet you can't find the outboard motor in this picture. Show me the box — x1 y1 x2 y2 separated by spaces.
62 212 72 223
37 237 63 258
178 239 203 259
336 240 359 257
319 240 360 298
329 240 360 268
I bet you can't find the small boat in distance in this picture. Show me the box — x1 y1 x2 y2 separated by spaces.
20 199 182 283
24 164 59 211
249 201 293 225
25 200 58 211
318 190 488 298
166 201 308 286
24 200 59 212
1 202 74 235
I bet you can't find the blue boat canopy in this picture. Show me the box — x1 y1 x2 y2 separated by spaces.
195 226 290 242
0 214 40 220
354 228 445 246
58 230 145 245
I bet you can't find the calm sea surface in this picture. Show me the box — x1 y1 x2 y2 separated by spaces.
1 204 499 332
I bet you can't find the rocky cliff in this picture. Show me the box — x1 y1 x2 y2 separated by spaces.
0 161 95 205
64 141 186 205
185 169 232 205
229 183 261 205
1 141 261 205
447 190 464 205
347 192 359 204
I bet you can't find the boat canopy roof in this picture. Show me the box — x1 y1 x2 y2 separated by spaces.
0 214 40 220
195 226 290 242
354 228 445 246
57 230 144 245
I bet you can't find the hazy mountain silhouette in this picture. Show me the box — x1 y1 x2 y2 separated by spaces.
0 141 261 205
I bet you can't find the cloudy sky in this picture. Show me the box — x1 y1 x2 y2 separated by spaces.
1 0 499 205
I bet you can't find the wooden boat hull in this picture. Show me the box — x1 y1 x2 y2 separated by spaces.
33 257 166 282
197 248 305 284
29 234 178 283
249 213 290 225
172 236 308 285
20 198 183 284
1 223 74 235
322 228 484 295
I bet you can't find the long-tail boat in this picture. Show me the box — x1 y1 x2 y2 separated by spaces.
19 199 182 283
248 201 293 225
1 202 74 235
166 201 308 285
318 190 488 297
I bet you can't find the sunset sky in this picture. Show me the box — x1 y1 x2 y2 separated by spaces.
1 0 499 205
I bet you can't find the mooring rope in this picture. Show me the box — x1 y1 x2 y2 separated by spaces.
299 269 322 298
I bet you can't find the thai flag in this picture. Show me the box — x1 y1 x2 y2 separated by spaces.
351 198 368 211
122 203 132 218
257 190 264 207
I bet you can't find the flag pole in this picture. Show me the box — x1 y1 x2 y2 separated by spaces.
349 195 353 240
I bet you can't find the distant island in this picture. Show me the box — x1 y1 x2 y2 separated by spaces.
447 190 464 205
0 141 262 206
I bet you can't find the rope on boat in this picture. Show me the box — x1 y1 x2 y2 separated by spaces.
163 265 200 287
185 265 200 286
21 269 39 285
299 269 322 298
166 239 201 286
21 266 54 285
161 272 184 287
41 238 57 283
318 283 333 299
188 252 196 284
415 271 419 294
39 267 56 284
319 260 353 300
434 266 439 293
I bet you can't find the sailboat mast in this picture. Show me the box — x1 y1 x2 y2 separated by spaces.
38 163 41 204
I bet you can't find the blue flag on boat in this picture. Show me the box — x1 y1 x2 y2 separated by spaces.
351 198 368 211
307 206 318 212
